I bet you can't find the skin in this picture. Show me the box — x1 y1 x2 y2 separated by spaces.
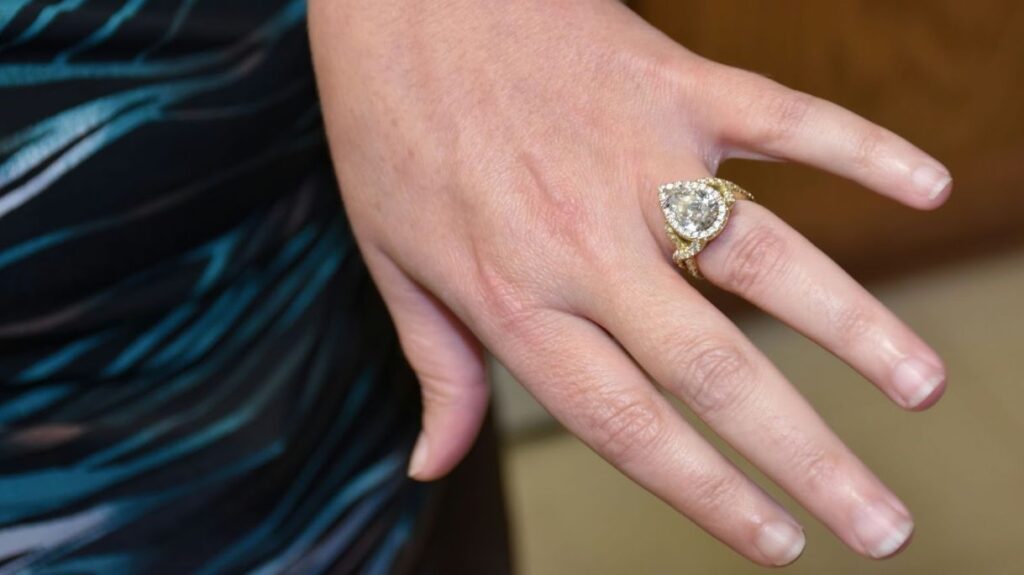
309 0 951 566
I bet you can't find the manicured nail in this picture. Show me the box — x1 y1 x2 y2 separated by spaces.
911 165 952 201
892 357 944 408
852 500 914 558
407 435 429 479
756 521 806 566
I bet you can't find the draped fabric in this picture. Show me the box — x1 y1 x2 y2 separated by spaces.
0 1 430 572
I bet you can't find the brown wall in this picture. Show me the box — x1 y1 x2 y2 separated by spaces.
633 1 1024 279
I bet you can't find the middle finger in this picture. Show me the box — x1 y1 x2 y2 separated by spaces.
589 244 915 559
696 201 946 410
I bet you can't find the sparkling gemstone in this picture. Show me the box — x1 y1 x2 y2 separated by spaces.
662 183 726 240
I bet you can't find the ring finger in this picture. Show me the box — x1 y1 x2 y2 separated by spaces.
673 200 945 410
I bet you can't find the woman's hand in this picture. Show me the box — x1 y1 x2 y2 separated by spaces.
309 0 950 565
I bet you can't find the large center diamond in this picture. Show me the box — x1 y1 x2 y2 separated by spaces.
661 182 726 240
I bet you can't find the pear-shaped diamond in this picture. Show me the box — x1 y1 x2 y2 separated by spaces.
660 182 727 240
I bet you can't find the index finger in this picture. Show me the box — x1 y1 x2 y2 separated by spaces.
709 67 952 210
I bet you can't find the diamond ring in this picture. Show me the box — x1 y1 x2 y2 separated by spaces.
659 177 755 279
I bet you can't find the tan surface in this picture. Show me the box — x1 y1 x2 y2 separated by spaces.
501 249 1024 574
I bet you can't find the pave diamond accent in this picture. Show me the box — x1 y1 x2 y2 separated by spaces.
659 181 727 241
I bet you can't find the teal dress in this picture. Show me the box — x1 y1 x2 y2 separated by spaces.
0 1 508 573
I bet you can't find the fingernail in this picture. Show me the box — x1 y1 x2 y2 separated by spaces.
852 500 914 558
911 165 952 201
892 357 944 408
407 435 429 479
756 521 806 566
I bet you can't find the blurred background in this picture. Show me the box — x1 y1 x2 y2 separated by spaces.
494 2 1024 573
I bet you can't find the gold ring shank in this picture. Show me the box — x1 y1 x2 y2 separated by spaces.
659 177 755 280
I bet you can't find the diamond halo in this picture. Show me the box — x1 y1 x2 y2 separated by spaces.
659 180 728 241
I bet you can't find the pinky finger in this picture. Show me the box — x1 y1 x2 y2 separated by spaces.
362 249 490 481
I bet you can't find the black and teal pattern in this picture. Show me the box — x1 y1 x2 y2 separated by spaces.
0 1 429 572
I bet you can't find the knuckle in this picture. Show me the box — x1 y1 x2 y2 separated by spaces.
736 79 814 149
676 337 756 420
829 303 874 345
515 150 617 274
851 125 886 171
419 373 463 408
416 364 487 411
538 186 594 254
470 256 544 337
795 446 844 495
760 91 813 147
775 424 845 495
555 203 618 275
618 47 695 98
586 393 667 465
687 470 742 513
719 223 790 297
